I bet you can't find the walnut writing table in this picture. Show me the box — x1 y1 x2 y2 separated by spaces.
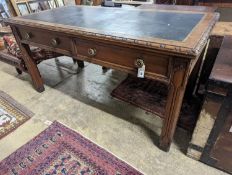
4 6 219 151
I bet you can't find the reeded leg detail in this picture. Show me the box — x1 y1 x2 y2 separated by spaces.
159 59 189 151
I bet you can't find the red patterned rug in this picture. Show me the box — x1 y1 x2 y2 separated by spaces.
0 91 33 139
111 75 201 131
0 121 143 175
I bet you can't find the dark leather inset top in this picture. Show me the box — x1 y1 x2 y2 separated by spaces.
21 6 204 41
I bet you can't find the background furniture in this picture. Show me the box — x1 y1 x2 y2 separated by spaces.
10 0 64 16
187 21 232 168
196 22 232 94
188 35 232 174
196 1 232 22
156 0 232 6
75 0 102 5
200 35 232 174
156 0 232 22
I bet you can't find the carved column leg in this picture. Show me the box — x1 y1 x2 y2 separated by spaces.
159 59 189 152
11 26 45 92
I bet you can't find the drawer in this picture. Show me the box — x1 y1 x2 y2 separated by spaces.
18 27 72 54
75 39 171 81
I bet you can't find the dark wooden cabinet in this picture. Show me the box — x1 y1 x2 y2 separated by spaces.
200 36 232 174
205 110 232 173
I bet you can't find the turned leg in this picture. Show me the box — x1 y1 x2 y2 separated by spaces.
102 66 109 72
11 26 45 92
159 59 189 152
77 60 84 68
72 58 84 68
72 58 77 64
16 68 22 75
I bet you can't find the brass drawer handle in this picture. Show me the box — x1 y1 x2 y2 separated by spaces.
51 38 59 47
135 58 144 68
24 32 32 40
88 48 96 56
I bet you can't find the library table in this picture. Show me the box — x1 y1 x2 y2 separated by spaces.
4 6 219 151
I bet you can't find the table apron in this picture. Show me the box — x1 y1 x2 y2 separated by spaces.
18 26 174 84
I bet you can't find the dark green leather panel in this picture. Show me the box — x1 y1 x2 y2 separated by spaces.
21 6 204 41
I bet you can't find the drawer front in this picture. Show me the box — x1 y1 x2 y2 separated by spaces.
75 39 171 81
18 27 72 54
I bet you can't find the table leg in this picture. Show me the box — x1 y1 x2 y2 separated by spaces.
11 26 45 92
77 60 85 68
159 59 189 152
72 58 84 68
15 68 22 75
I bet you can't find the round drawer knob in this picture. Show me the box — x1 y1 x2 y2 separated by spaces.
135 58 144 68
51 38 59 47
88 48 97 56
24 32 32 40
